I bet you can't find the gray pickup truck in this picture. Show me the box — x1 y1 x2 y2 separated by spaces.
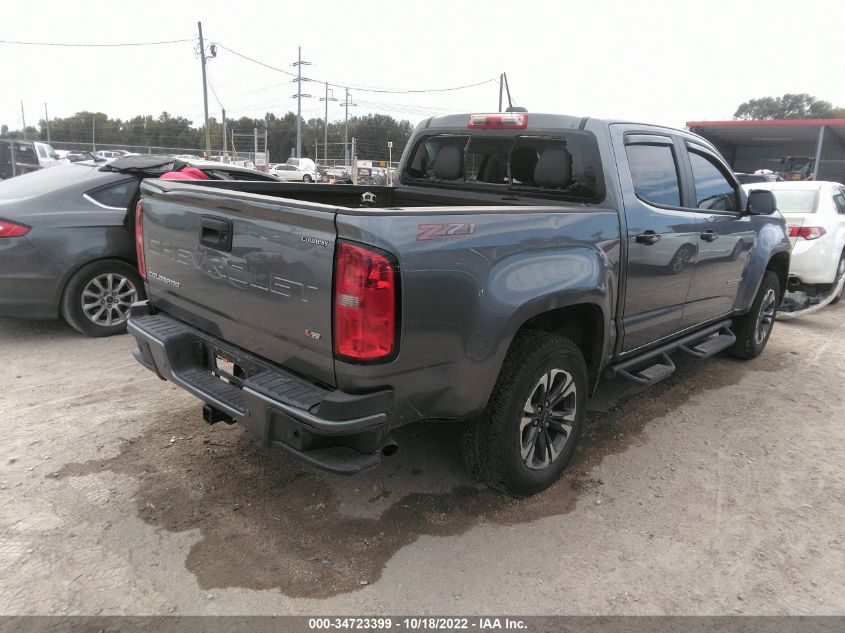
128 112 790 496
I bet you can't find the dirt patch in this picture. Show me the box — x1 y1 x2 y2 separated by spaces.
54 350 785 598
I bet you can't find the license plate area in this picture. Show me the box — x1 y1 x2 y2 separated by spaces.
214 354 238 384
203 342 249 388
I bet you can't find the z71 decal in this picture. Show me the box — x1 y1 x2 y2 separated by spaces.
416 222 477 242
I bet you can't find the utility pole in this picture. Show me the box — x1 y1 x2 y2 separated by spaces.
92 114 96 152
351 137 357 184
20 101 27 140
44 103 51 144
221 108 227 160
388 141 393 185
291 46 311 159
320 83 336 166
340 88 357 166
253 127 258 167
197 21 211 157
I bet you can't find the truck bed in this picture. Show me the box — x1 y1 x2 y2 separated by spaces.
137 178 620 400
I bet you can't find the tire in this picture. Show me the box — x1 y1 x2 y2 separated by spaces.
303 174 313 183
829 252 845 305
60 259 145 337
461 331 587 497
727 270 780 360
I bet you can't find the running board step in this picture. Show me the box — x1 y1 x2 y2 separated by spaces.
615 352 676 386
678 328 736 359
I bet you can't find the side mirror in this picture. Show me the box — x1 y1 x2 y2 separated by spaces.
747 189 777 215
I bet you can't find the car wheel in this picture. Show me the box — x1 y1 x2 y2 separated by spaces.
60 259 145 337
727 271 780 360
303 174 313 183
461 331 587 497
829 252 845 305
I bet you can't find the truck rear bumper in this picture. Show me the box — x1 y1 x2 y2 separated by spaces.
127 302 394 475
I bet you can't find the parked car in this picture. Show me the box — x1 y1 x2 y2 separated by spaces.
0 156 282 336
0 140 61 179
270 163 317 182
320 165 352 183
92 150 123 160
128 111 789 497
33 142 62 169
735 170 781 185
743 180 845 303
285 157 317 172
65 150 99 163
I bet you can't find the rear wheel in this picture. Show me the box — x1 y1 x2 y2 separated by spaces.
303 174 313 183
727 271 780 359
461 331 587 497
60 259 144 337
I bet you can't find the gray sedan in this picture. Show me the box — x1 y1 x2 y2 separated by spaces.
0 158 279 336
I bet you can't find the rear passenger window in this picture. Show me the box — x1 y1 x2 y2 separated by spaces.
833 189 845 214
86 180 138 209
688 150 737 212
626 144 681 207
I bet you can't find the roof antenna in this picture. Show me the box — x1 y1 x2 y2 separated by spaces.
501 73 527 113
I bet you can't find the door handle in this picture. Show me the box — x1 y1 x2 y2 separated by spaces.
700 230 719 242
200 215 233 251
635 230 661 245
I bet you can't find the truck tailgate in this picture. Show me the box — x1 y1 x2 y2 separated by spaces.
138 180 338 387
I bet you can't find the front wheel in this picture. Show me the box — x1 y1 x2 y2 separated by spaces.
60 259 144 337
461 331 587 497
829 253 845 305
727 271 780 359
303 174 313 183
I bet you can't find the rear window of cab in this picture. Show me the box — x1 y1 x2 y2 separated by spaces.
402 132 605 203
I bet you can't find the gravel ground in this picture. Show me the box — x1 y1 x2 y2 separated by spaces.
0 305 843 615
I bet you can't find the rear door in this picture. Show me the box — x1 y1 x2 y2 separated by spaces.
139 181 338 386
613 126 700 352
678 141 755 328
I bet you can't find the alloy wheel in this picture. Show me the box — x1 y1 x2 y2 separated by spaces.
81 273 137 327
519 368 578 470
755 288 777 345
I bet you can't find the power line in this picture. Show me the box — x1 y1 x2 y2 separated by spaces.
0 38 193 47
214 43 498 95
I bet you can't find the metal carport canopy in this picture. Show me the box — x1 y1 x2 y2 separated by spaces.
685 119 845 181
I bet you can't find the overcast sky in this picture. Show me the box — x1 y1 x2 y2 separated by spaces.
3 0 844 135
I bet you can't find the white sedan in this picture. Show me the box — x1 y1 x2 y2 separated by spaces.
270 164 317 182
744 181 845 302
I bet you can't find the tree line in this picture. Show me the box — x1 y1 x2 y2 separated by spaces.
733 93 845 120
0 110 415 162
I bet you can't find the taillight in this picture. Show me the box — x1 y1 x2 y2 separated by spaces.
334 242 397 361
135 200 146 279
0 220 30 238
788 226 826 240
468 113 528 129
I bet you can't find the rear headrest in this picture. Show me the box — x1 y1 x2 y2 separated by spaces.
433 145 463 180
533 148 572 188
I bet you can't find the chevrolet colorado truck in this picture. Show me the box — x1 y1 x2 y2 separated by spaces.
128 112 790 496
